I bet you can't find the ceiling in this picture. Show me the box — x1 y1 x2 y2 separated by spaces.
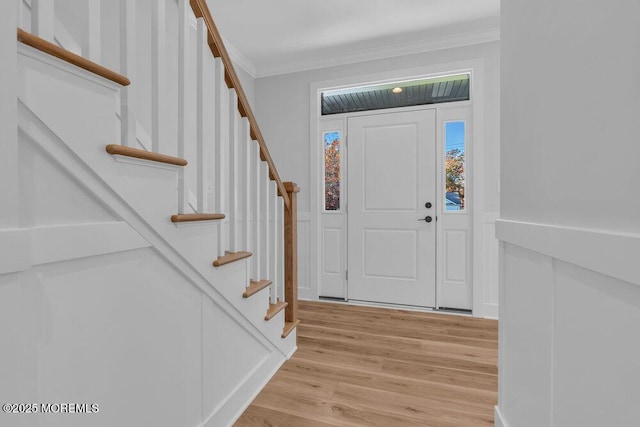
207 0 500 77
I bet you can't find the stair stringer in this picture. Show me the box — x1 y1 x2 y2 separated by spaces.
17 43 294 426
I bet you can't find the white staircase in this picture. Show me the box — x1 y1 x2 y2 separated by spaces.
1 1 299 426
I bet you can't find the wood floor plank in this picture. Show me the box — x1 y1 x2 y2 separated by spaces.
332 382 494 426
298 327 498 375
296 314 498 349
236 405 337 427
299 322 497 364
234 301 498 427
381 358 498 392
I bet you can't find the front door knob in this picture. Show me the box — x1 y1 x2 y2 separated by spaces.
418 216 433 222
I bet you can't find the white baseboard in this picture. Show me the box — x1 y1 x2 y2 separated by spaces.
204 352 286 427
495 406 508 427
484 303 499 319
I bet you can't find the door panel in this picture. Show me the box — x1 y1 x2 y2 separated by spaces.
348 110 436 307
363 126 417 211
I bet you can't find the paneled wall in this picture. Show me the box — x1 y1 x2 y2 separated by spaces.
498 0 640 425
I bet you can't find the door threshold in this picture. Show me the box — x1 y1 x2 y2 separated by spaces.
317 297 473 317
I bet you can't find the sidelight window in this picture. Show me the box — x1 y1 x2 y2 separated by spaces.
323 131 341 211
445 121 466 211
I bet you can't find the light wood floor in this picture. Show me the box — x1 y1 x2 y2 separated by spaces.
235 301 498 427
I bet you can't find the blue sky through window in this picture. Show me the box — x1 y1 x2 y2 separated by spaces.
445 121 465 153
324 131 340 147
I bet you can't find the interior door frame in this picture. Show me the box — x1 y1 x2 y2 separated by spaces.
309 59 488 317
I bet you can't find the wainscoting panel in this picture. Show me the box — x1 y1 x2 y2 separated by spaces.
497 220 640 426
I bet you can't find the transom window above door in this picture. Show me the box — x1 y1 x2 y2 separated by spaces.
321 73 470 116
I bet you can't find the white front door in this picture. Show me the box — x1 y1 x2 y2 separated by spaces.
347 109 437 307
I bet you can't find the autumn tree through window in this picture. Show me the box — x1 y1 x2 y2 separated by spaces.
324 131 341 211
445 122 465 211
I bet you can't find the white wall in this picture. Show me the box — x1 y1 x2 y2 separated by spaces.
233 61 255 109
254 42 500 307
497 0 640 426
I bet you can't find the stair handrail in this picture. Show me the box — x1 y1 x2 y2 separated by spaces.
189 0 290 211
190 0 298 331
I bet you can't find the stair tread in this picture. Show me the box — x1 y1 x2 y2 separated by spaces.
213 251 252 267
243 279 272 298
171 213 225 223
281 320 301 338
106 144 188 167
265 300 288 321
17 28 130 86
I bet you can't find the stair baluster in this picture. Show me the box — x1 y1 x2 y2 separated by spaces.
86 0 101 62
228 89 240 252
277 195 285 303
150 0 165 154
241 117 252 272
213 57 228 257
119 0 137 149
30 0 54 41
17 0 24 30
196 18 209 213
270 181 279 304
251 143 262 281
260 161 270 293
176 0 190 213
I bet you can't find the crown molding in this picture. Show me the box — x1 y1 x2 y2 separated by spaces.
255 27 500 78
223 36 258 78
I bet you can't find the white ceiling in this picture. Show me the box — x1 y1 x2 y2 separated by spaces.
207 0 500 77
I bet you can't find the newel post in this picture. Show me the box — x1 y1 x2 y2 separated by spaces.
284 182 300 328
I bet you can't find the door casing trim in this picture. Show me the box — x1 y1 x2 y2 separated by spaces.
309 58 488 317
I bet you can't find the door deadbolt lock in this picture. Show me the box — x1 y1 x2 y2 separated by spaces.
418 216 433 223
425 202 432 209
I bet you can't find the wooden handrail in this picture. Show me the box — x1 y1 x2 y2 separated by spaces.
17 28 131 86
189 0 290 211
